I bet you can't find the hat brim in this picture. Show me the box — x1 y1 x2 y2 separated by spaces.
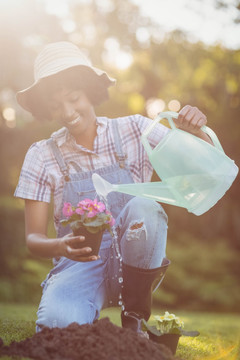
16 65 116 112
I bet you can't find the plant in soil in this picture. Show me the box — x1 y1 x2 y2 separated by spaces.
142 311 199 354
60 199 115 256
143 311 199 337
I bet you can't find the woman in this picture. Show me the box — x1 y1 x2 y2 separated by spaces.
15 41 211 334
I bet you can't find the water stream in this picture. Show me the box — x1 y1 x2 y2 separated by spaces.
99 193 124 310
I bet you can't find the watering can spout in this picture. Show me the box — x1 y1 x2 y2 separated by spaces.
92 173 179 206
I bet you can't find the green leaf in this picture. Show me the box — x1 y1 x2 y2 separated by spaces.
179 329 200 337
142 320 164 336
83 225 102 234
60 219 69 227
168 327 182 335
60 214 82 227
83 213 108 226
70 220 83 232
60 213 111 235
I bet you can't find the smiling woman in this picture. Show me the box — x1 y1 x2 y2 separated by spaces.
14 40 216 338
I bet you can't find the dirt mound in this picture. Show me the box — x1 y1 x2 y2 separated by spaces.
0 317 181 360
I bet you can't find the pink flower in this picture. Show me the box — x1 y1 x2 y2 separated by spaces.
77 199 97 217
78 199 93 210
86 204 98 218
62 202 74 217
92 199 106 213
75 206 85 215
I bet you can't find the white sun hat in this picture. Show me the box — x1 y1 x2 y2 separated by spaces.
16 41 116 112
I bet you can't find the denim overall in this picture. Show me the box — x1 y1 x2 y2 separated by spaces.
36 119 168 330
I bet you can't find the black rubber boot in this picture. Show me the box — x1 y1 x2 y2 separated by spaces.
121 258 170 334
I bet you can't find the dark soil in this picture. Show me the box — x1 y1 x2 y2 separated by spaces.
0 317 182 360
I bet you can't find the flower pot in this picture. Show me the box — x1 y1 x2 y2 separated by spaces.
71 226 103 257
148 333 180 355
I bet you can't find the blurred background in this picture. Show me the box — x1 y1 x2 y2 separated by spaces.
0 0 239 313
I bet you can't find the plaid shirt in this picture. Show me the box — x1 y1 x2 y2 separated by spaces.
14 114 169 226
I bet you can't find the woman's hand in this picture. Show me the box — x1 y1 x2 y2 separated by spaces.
24 200 100 262
174 105 213 144
175 105 207 135
58 233 100 262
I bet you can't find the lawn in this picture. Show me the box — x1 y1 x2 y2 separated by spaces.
0 303 239 359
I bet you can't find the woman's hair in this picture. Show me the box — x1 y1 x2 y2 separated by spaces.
28 66 110 121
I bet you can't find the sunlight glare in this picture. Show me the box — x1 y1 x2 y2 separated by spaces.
131 0 240 49
136 27 150 44
103 38 133 70
146 98 165 119
43 0 69 17
168 99 181 112
61 19 76 33
115 52 133 70
97 0 115 13
3 107 15 121
3 107 16 128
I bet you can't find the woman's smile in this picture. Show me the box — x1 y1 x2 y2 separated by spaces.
65 115 82 127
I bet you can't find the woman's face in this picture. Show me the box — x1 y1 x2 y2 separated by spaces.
48 87 96 139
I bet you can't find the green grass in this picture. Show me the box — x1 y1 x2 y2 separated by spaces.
0 303 240 359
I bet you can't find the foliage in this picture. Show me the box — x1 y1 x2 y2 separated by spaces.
153 234 240 312
0 257 52 304
0 206 25 277
0 230 239 312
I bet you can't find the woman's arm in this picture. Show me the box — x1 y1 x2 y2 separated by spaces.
25 199 99 262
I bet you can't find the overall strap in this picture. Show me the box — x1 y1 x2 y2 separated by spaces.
47 139 70 181
111 119 127 168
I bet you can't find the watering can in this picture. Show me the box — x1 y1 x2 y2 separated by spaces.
92 111 238 215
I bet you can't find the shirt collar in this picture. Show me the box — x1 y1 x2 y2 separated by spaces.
51 116 109 147
96 116 108 135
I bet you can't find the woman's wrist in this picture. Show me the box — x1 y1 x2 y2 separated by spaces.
55 237 65 258
194 129 213 145
26 233 63 259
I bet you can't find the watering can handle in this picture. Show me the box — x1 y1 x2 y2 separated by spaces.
141 111 224 154
200 125 224 152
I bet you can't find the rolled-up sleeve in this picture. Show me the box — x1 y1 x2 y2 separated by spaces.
14 142 51 203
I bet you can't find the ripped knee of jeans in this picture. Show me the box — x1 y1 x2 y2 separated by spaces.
126 219 146 241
